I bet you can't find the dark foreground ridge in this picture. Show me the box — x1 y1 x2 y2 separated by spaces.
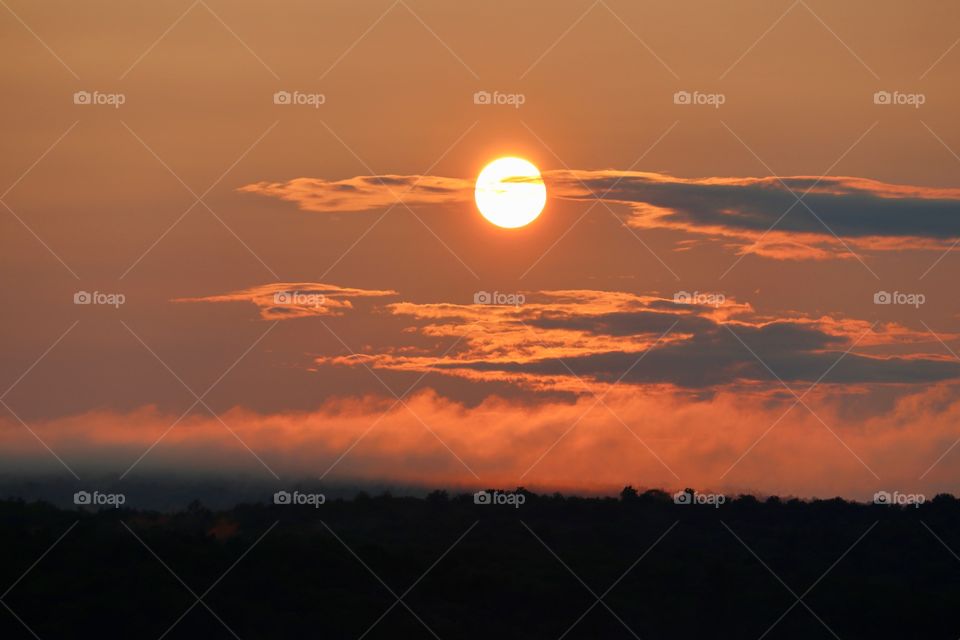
2 489 959 639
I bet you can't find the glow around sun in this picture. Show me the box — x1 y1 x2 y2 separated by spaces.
474 157 547 229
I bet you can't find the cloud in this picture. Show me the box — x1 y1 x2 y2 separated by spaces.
169 282 960 397
241 170 960 259
549 170 960 259
173 282 397 320
239 175 473 213
5 383 960 500
313 289 960 391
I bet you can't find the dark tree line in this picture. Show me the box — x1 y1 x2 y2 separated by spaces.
1 489 959 639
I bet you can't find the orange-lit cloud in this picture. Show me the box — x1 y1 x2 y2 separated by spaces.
173 282 398 320
5 383 960 500
239 175 473 213
317 289 960 392
241 170 960 260
176 283 960 393
549 170 960 259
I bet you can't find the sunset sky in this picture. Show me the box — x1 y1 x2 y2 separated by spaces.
3 0 960 499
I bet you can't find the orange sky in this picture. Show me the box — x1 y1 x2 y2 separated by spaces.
3 0 960 499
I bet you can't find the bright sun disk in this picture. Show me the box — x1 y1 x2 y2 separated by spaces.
474 157 546 229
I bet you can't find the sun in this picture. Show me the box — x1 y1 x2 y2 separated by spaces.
475 157 547 229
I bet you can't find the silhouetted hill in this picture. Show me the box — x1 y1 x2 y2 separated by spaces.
2 489 959 639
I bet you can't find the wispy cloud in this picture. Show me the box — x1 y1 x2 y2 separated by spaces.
310 288 960 391
6 383 960 498
239 175 472 213
242 170 960 260
551 170 960 259
174 282 397 320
